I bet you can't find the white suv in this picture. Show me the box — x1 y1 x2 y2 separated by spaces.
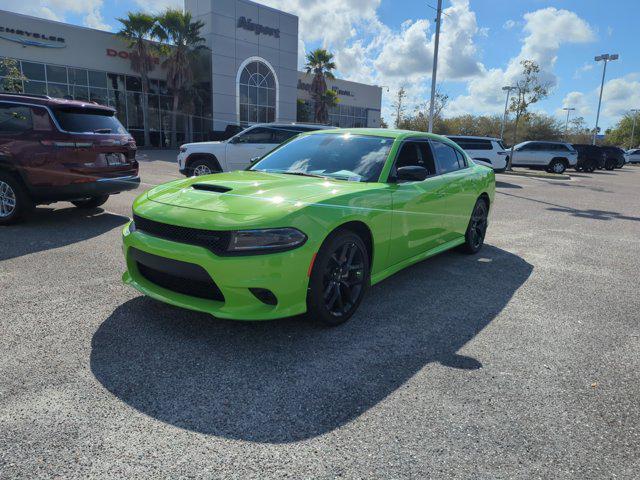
511 141 578 174
446 136 509 172
626 148 640 164
178 123 331 176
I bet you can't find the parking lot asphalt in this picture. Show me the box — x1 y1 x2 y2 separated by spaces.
1 155 639 479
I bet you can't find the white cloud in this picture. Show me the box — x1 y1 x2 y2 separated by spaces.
4 0 111 30
601 74 640 118
503 19 518 30
448 7 595 117
556 91 591 117
132 0 182 13
573 62 594 80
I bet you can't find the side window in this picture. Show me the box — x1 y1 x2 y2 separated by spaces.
31 107 54 132
432 141 462 174
455 149 467 168
394 141 436 176
272 127 301 144
236 127 274 144
0 104 33 134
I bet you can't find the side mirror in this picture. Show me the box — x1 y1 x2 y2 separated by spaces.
396 165 429 182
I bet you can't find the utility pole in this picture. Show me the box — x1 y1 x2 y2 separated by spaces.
593 53 619 145
500 86 516 141
428 0 443 133
630 109 639 149
563 107 575 141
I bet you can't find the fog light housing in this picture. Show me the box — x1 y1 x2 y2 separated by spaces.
250 288 278 306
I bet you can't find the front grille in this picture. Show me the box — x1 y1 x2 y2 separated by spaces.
131 248 224 302
133 214 230 254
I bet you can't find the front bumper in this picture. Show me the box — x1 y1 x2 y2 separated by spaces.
122 222 314 320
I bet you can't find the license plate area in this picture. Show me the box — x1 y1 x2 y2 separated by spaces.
105 153 127 166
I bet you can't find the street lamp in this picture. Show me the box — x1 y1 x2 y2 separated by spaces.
593 53 619 145
500 86 517 141
630 109 640 149
562 107 575 140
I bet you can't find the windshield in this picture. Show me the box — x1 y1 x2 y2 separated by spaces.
250 133 394 182
53 108 128 134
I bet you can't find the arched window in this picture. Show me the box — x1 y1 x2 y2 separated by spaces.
238 59 277 125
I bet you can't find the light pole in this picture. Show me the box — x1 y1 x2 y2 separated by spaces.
500 86 516 141
562 107 575 140
630 109 639 149
428 0 443 133
593 53 619 145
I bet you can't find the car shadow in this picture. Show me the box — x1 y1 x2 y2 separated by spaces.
90 245 532 444
547 207 640 222
0 207 129 261
496 181 523 189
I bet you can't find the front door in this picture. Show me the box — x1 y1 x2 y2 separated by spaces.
226 127 279 171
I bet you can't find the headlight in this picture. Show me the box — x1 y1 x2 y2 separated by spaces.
228 228 307 253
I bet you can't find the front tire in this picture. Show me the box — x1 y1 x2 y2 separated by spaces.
190 158 220 176
460 199 489 254
605 158 616 170
71 194 109 209
307 231 370 326
0 172 33 226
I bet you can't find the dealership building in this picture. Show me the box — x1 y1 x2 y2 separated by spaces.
0 2 383 146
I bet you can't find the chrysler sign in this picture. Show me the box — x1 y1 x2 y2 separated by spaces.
0 26 66 48
237 17 280 38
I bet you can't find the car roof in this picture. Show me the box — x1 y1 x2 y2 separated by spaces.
299 127 458 143
248 122 333 130
446 135 500 141
0 92 115 112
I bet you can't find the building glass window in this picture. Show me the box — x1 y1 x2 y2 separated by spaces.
21 62 45 81
238 60 276 125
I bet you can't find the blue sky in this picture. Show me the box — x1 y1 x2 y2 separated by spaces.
5 0 638 129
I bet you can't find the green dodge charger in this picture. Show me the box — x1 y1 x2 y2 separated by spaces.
122 129 495 325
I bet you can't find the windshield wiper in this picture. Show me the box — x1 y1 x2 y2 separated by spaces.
276 171 326 179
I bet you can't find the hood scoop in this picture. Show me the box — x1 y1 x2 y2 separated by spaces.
192 183 232 193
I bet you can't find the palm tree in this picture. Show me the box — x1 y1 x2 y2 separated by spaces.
305 48 336 124
155 9 205 147
117 12 159 147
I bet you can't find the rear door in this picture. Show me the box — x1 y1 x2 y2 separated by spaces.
389 140 449 265
430 140 478 240
0 102 62 188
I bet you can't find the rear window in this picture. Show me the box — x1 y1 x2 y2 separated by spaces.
449 137 493 151
53 107 127 134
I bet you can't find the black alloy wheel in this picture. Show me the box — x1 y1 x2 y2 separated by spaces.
307 231 370 326
460 199 489 254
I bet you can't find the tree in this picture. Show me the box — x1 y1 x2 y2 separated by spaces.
604 113 640 148
0 58 26 93
155 9 205 147
304 48 336 124
397 88 449 132
379 117 389 129
117 12 161 147
296 99 310 122
507 60 550 169
565 116 592 144
392 87 406 128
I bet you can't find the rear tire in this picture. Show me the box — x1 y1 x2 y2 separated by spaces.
460 199 489 255
547 159 566 174
0 171 33 226
307 231 370 327
71 194 109 209
605 158 616 170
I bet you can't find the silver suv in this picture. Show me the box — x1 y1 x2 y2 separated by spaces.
511 141 578 174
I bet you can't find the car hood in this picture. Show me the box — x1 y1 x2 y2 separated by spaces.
145 170 378 215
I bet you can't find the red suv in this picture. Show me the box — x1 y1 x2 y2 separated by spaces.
0 93 139 225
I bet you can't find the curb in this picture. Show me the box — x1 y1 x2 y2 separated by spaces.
497 170 572 181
